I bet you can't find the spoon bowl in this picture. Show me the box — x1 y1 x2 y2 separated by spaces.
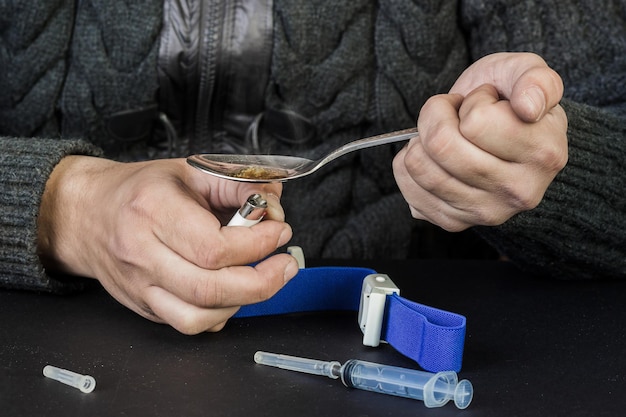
187 127 417 182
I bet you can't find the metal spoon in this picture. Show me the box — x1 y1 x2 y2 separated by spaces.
186 127 417 182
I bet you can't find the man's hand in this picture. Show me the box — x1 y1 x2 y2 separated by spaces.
38 156 299 334
393 52 568 231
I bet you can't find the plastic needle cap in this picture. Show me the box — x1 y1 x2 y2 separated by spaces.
43 365 96 393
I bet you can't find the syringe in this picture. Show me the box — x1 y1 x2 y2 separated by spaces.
254 351 473 409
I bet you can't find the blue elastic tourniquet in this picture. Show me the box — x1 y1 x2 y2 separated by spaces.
235 267 466 372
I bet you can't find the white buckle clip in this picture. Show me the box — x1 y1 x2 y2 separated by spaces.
358 274 400 347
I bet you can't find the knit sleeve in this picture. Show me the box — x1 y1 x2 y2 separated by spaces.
476 99 626 279
270 0 469 259
0 137 102 293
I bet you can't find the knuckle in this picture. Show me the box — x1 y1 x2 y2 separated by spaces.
109 229 144 269
112 198 154 259
500 182 543 213
421 123 457 162
436 215 470 232
257 262 287 303
421 94 442 115
475 206 511 226
257 278 276 302
108 236 133 265
543 66 564 95
176 317 205 335
402 146 427 179
531 135 568 174
125 183 159 219
206 321 228 333
192 277 220 307
194 238 228 269
422 205 471 232
251 273 276 304
515 187 543 211
401 149 451 196
458 104 491 141
420 171 449 194
440 222 469 233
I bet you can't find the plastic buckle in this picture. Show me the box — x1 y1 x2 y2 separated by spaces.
287 246 306 269
358 274 400 347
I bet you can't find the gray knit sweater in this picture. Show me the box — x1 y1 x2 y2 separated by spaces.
1 0 624 293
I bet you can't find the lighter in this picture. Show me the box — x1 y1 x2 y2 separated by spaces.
227 194 268 227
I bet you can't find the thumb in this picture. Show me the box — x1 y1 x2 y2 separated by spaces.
450 52 564 122
509 64 564 122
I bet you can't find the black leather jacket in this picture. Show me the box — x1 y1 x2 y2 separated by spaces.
111 0 314 160
158 0 276 156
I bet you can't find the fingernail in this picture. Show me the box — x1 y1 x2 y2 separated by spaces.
524 86 546 122
264 192 286 221
283 258 299 283
266 192 280 202
264 192 282 210
277 226 292 247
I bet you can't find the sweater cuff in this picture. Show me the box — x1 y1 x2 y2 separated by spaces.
0 137 102 293
476 99 626 279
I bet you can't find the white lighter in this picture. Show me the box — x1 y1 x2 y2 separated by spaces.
227 194 268 227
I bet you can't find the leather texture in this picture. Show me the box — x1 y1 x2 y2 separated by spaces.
158 0 274 156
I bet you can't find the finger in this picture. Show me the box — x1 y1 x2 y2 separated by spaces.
216 187 286 225
422 94 561 208
148 249 299 309
416 93 511 191
407 93 544 216
205 220 294 269
509 63 563 122
458 84 541 162
94 273 168 325
459 84 568 172
149 186 293 269
449 52 564 122
393 137 502 231
219 190 285 224
185 162 285 219
143 285 239 334
393 144 473 231
259 192 285 221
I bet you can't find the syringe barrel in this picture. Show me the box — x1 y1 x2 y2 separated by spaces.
340 359 472 409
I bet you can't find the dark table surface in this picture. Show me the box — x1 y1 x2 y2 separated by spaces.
1 259 625 417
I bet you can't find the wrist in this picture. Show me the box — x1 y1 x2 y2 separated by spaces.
37 155 117 276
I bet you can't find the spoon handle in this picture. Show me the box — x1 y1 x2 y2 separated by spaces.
319 127 418 166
